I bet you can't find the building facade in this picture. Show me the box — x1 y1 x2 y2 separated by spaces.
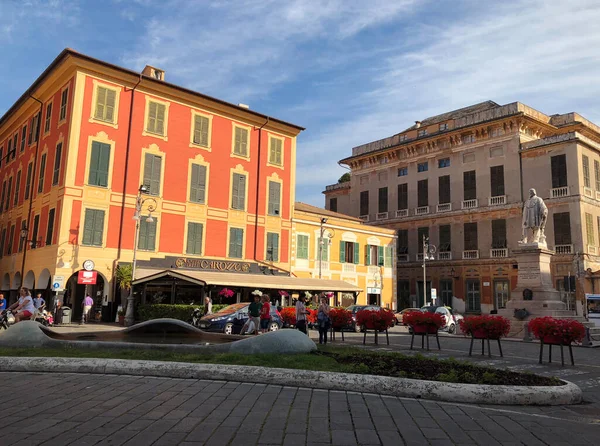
324 101 600 315
291 203 396 308
0 49 303 318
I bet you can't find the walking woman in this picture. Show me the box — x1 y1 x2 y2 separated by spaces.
317 295 331 344
295 294 310 335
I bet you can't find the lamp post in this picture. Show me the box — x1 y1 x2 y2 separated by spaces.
422 235 436 305
318 217 328 279
126 185 157 326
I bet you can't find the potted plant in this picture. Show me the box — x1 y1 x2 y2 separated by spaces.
218 288 234 298
528 317 586 345
117 309 125 326
280 307 297 327
459 315 511 340
329 307 353 341
355 309 396 345
403 311 445 334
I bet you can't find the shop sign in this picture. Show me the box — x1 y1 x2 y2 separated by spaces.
52 275 65 291
367 287 381 294
77 270 98 285
175 257 251 272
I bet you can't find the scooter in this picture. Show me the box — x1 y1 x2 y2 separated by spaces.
190 308 203 328
0 310 15 330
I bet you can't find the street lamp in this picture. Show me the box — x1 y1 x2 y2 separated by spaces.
318 217 328 279
126 185 157 327
19 227 42 249
422 235 436 305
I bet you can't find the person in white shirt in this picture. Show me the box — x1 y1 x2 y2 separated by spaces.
9 287 36 323
295 295 310 335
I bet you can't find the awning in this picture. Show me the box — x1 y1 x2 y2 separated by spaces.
132 268 362 293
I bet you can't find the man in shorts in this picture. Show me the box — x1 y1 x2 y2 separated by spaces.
9 287 36 323
82 294 94 323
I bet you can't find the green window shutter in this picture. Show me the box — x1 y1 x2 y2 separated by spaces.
194 115 209 146
297 235 308 259
339 241 346 263
139 219 157 251
156 103 165 135
25 163 32 199
89 142 100 185
267 233 279 262
37 154 46 193
385 246 392 267
378 246 384 266
190 164 207 203
95 87 106 120
187 222 203 255
365 244 371 265
143 153 153 191
232 174 246 210
353 242 360 264
105 89 116 122
235 127 248 155
143 154 162 195
229 228 243 258
92 210 105 246
147 102 157 133
228 228 235 257
82 209 94 245
194 223 203 254
268 181 281 215
46 208 55 245
89 141 110 187
138 219 148 250
13 171 21 206
53 143 62 185
148 220 157 251
273 233 279 261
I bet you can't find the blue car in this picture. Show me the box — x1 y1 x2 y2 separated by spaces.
197 303 283 334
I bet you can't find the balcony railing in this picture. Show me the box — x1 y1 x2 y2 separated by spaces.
596 191 600 201
551 186 569 198
415 206 430 216
588 245 597 255
397 254 409 262
438 251 452 260
316 261 329 271
359 215 369 222
462 250 479 259
417 253 425 262
490 248 508 258
342 263 356 274
368 265 380 275
555 244 573 254
461 199 478 209
436 203 452 213
584 187 594 198
396 209 409 218
489 195 506 206
376 212 388 221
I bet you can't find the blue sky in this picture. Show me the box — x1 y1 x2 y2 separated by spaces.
2 0 600 206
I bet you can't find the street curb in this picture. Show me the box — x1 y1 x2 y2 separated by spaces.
0 357 583 406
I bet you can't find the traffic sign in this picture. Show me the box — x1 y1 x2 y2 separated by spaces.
52 275 65 291
431 288 437 304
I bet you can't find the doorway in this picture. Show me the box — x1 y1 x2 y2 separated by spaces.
65 272 106 322
440 279 453 307
466 279 481 312
494 280 510 310
417 281 431 308
368 294 380 305
397 280 410 309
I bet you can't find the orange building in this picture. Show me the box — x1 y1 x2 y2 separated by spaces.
0 49 315 320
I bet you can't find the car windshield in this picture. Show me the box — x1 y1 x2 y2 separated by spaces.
346 305 366 313
216 303 249 314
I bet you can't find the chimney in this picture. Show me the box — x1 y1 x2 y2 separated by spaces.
415 121 422 128
142 65 165 81
238 103 250 109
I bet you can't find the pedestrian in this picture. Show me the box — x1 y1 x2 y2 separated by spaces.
295 294 310 335
260 295 271 333
242 294 262 335
0 293 6 311
81 294 94 324
204 296 213 316
317 295 331 345
33 293 45 310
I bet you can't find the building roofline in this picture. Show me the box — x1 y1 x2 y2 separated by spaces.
0 48 305 132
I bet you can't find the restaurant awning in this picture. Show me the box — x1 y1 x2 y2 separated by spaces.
132 268 362 293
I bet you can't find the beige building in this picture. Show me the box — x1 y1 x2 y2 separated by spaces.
324 101 600 315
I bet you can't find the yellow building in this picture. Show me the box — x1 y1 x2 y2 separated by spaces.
291 203 396 308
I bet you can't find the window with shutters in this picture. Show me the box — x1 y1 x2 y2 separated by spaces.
339 241 359 264
318 237 330 262
146 100 167 136
12 134 17 160
365 244 381 266
360 191 369 216
385 245 393 267
463 170 476 200
233 126 249 157
595 160 600 191
138 218 158 251
439 225 451 251
583 155 591 188
28 113 40 144
43 101 52 134
59 87 69 122
491 219 507 248
267 181 281 216
417 179 428 207
53 142 62 186
20 125 26 152
329 198 337 212
7 225 14 255
82 209 105 247
31 214 40 249
94 85 118 124
397 229 408 254
0 228 5 258
438 176 450 204
266 232 279 262
378 187 388 213
0 181 5 214
398 183 408 210
18 221 26 252
186 222 203 255
39 153 48 194
0 145 3 170
7 139 13 163
553 212 571 245
297 235 309 259
143 153 162 196
231 172 247 210
5 177 11 211
550 154 567 188
46 208 55 246
87 141 111 187
13 171 21 206
490 165 505 197
191 113 210 147
228 227 244 258
268 136 283 166
24 162 33 200
189 163 207 204
464 222 478 251
586 213 594 246
418 227 429 247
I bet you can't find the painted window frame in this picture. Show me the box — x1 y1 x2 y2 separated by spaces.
189 110 213 150
266 177 282 216
184 220 205 256
230 170 249 211
267 134 284 168
58 85 69 124
231 123 251 160
296 234 309 260
142 96 170 140
81 207 107 248
43 99 53 137
90 80 121 128
228 226 245 259
266 232 280 262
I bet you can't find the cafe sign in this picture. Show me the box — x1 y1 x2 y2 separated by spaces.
175 258 251 272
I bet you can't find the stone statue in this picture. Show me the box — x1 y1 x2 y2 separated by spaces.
519 188 548 245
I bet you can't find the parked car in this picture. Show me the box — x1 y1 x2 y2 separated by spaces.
418 305 463 334
197 303 283 334
394 308 421 325
346 305 386 332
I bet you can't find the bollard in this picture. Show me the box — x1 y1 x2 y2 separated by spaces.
523 322 532 342
583 327 593 347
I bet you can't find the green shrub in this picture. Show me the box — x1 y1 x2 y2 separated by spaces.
137 304 229 321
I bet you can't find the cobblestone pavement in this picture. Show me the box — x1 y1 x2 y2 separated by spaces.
2 372 599 446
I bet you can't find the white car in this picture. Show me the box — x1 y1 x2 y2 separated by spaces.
417 305 463 334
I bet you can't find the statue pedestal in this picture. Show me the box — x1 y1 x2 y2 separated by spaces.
499 244 566 320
